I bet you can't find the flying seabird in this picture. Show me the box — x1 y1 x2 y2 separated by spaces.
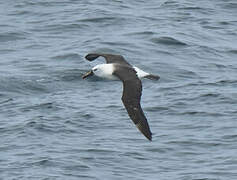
82 53 160 141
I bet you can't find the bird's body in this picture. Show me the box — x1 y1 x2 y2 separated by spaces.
91 64 151 80
82 53 160 141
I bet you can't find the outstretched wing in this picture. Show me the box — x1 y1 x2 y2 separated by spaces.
113 65 152 141
85 53 131 66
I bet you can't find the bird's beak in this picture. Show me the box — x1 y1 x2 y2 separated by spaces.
82 70 94 79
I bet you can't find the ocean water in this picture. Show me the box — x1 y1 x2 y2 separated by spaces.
0 0 237 179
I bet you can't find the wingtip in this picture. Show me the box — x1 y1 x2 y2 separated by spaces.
85 53 100 61
142 130 152 141
146 134 152 141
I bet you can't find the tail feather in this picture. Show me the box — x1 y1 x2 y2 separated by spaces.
144 74 160 81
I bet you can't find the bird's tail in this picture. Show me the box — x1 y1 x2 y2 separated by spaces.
144 74 160 81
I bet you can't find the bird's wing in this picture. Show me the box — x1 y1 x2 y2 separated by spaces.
113 65 152 141
85 53 131 66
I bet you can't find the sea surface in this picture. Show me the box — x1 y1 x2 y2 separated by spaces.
0 0 237 179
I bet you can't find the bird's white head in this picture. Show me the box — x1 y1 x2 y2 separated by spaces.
82 64 116 80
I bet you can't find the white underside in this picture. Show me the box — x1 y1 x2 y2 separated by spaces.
133 66 149 79
92 64 149 80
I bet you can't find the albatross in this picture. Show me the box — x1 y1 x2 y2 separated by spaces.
82 53 160 141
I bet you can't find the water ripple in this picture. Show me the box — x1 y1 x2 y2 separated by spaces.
150 36 187 46
0 32 26 42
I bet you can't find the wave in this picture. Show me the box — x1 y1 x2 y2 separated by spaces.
150 36 187 46
0 32 26 42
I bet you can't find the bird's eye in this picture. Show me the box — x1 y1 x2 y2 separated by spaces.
93 68 97 71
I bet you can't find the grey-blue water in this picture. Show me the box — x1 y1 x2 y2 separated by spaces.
1 0 237 179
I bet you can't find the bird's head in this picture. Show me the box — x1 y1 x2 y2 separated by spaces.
82 65 99 79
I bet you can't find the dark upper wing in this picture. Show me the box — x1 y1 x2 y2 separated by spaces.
85 53 131 66
113 65 152 141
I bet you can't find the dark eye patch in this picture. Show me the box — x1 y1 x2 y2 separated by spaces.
93 68 97 71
